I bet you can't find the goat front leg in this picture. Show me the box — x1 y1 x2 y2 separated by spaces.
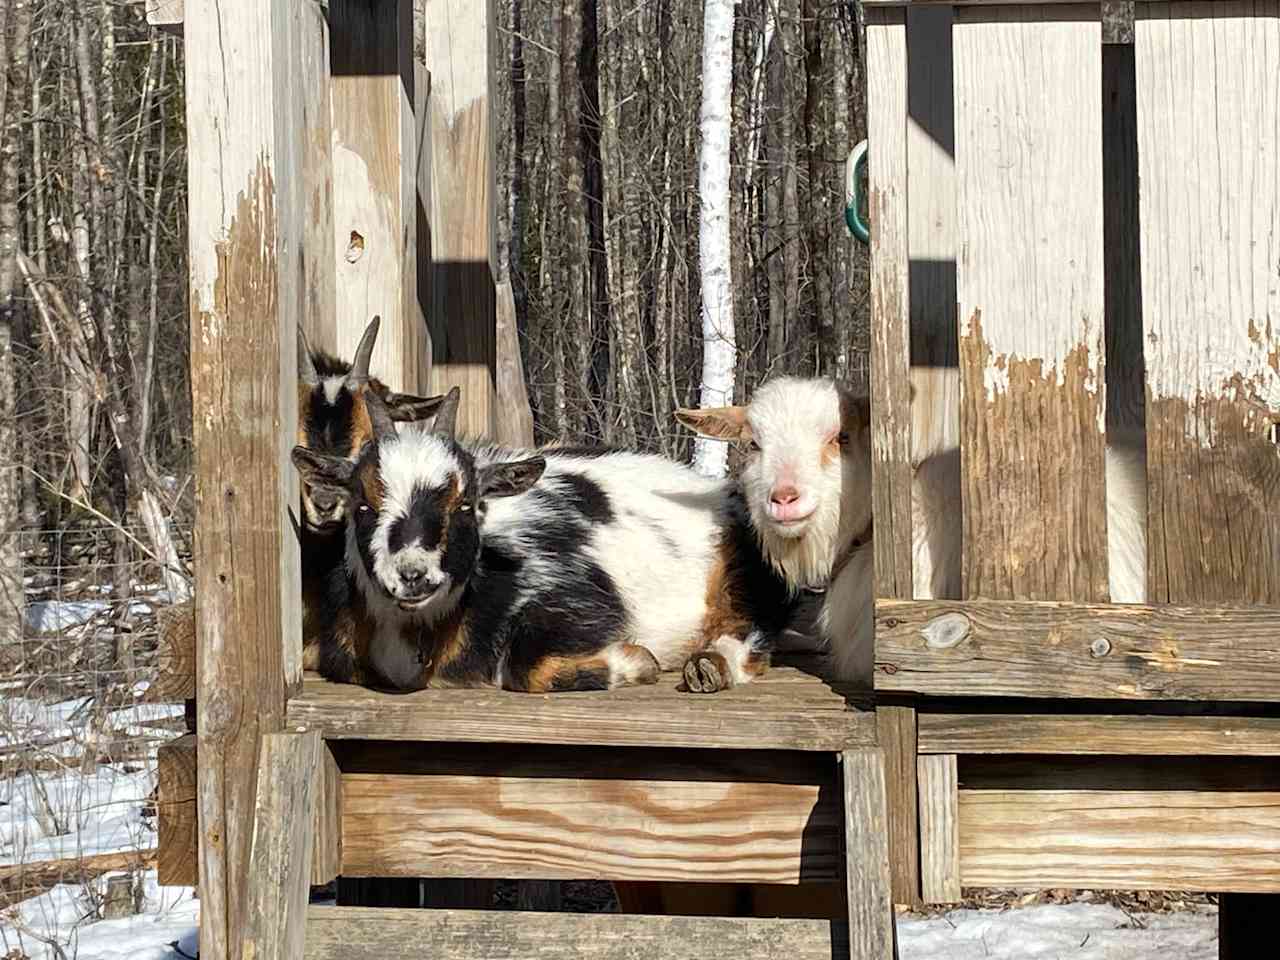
681 630 770 693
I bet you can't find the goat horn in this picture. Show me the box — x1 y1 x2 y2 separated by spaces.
349 315 381 382
364 386 399 442
297 324 319 385
432 387 461 440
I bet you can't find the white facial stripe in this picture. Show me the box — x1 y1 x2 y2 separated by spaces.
322 375 346 405
378 431 463 525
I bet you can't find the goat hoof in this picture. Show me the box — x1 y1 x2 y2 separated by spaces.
682 652 731 694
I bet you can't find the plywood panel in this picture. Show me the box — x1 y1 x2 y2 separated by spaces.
954 5 1107 602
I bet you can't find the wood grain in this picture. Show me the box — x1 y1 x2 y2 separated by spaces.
866 7 912 602
157 734 197 887
954 4 1108 603
876 598 1280 700
958 788 1280 893
841 749 896 960
422 0 499 437
330 0 422 394
183 2 302 956
287 668 876 752
876 705 920 906
296 0 336 354
917 754 960 903
336 742 841 884
243 731 322 960
1137 1 1280 606
918 713 1280 756
494 278 535 447
152 601 195 702
304 907 851 960
311 741 342 887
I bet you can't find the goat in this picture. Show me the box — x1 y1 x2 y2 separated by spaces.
291 389 799 691
677 377 1149 687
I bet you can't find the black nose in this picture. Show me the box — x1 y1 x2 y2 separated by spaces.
400 566 427 589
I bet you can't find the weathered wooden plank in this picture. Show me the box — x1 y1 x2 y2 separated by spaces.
958 788 1280 893
919 713 1280 756
841 749 896 960
336 742 841 884
311 741 342 887
330 0 423 393
875 705 920 906
954 4 1107 602
297 0 336 353
865 1 1099 5
304 907 850 960
1137 2 1280 607
145 0 183 36
183 0 303 955
422 0 499 437
917 754 960 903
152 602 195 702
876 598 1280 700
243 731 322 960
494 277 535 447
866 7 912 601
287 668 876 751
157 734 197 887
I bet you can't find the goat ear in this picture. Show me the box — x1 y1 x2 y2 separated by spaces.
674 406 752 443
373 386 449 424
291 446 356 493
478 456 545 500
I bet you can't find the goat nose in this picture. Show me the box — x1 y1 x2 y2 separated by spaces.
770 485 800 506
399 566 427 588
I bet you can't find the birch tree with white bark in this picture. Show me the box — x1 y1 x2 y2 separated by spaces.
692 0 736 477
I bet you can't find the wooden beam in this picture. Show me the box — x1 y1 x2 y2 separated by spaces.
287 668 876 752
242 732 323 960
917 754 960 904
157 734 197 887
876 598 1280 701
841 749 896 960
875 705 920 907
311 741 343 887
422 0 499 437
297 0 337 353
958 787 1280 892
145 0 183 36
335 742 841 884
954 4 1107 603
153 601 195 702
183 0 303 956
494 277 535 447
918 713 1280 756
329 0 422 392
305 907 850 960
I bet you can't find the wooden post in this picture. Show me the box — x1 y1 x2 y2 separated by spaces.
183 0 304 955
916 754 960 904
841 749 896 960
298 0 337 353
329 0 422 391
422 0 499 438
157 734 198 887
1134 5 1280 953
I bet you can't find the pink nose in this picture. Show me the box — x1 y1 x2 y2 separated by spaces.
770 485 800 506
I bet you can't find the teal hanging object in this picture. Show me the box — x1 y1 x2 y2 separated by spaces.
845 139 870 245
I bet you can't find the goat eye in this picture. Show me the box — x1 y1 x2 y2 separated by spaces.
358 503 371 515
747 440 761 453
459 502 474 513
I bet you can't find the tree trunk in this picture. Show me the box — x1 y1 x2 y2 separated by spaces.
693 0 736 477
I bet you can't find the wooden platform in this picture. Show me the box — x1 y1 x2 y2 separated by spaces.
286 666 875 751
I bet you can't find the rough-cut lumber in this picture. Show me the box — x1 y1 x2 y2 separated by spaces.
876 705 920 906
494 278 535 447
917 754 960 903
330 0 422 393
151 602 195 702
918 713 1280 756
422 0 498 437
145 0 183 35
954 5 1107 602
958 788 1280 893
287 667 875 751
183 1 303 956
304 907 850 960
876 598 1280 701
842 749 896 960
296 0 336 353
157 734 197 887
336 742 841 884
1137 2 1280 607
243 731 322 960
866 6 912 601
311 741 342 887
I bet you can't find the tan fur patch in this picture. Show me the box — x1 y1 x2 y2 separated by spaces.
524 653 611 693
348 390 375 458
356 458 385 510
698 543 754 648
417 604 469 687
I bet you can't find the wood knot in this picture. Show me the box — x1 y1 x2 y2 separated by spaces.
1090 637 1112 659
921 612 971 650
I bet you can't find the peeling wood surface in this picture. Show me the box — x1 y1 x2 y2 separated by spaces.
157 735 196 887
918 713 1280 756
1137 2 1280 606
876 598 1280 700
917 754 960 903
287 668 875 751
954 5 1107 603
330 0 422 393
182 1 302 956
841 749 897 960
304 907 850 960
422 0 499 437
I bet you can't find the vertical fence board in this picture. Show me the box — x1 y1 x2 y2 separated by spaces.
298 0 337 353
330 0 422 392
917 754 961 904
1137 1 1280 607
183 0 302 955
955 4 1107 602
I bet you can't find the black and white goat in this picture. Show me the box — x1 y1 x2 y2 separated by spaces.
677 376 1149 688
290 390 803 692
